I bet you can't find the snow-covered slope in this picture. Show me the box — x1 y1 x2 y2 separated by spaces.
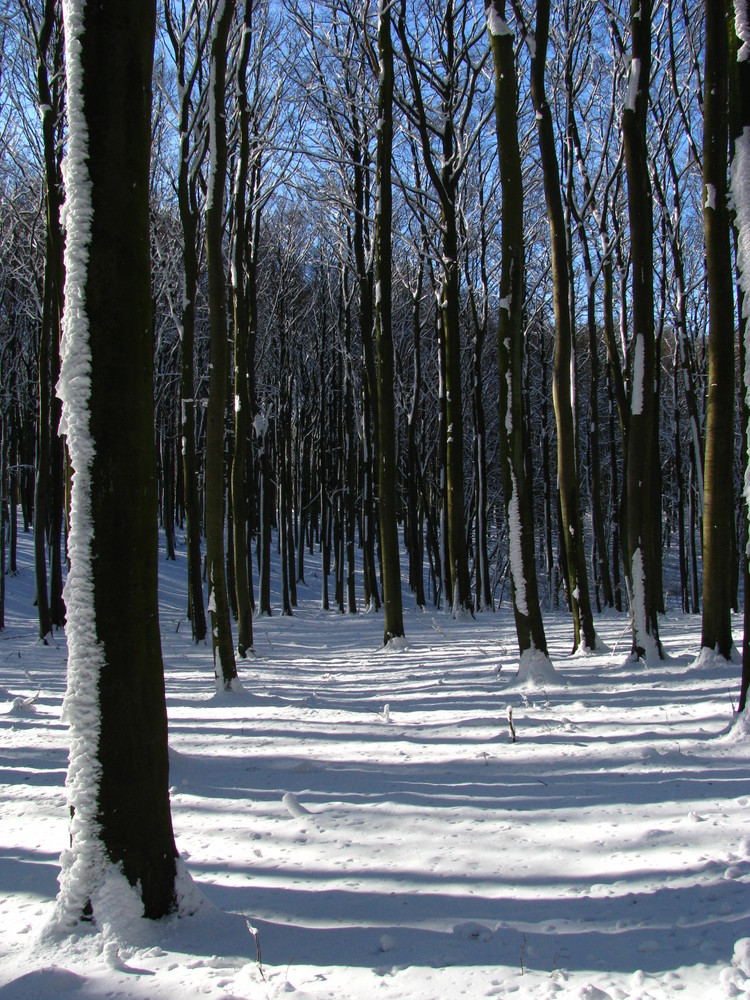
1 529 749 998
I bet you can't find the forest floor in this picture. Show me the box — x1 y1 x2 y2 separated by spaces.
1 530 750 999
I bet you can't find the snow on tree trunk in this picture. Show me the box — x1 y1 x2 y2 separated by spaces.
54 0 107 928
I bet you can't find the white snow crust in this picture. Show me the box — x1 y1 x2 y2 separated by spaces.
510 645 561 688
630 547 660 666
735 0 750 62
486 5 512 37
631 333 645 416
625 57 640 111
55 0 111 932
506 467 527 616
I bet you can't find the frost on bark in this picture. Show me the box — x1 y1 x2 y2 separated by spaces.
56 0 177 924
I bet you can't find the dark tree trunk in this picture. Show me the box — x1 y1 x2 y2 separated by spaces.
525 0 595 650
701 0 735 659
374 0 404 644
166 8 208 642
488 0 548 656
204 0 238 687
622 0 663 660
58 0 177 921
230 0 254 657
729 4 750 707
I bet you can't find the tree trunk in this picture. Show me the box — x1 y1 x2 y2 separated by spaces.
374 0 404 644
527 0 595 651
56 0 177 923
230 0 254 657
701 0 735 659
165 1 207 643
488 0 548 657
406 257 426 608
729 1 750 707
622 0 663 661
204 0 238 687
27 0 66 642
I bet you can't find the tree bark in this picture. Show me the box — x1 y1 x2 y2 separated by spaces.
523 0 596 650
204 0 238 687
488 0 548 656
230 0 254 657
374 0 404 644
165 0 208 643
701 0 735 659
57 0 177 922
622 0 663 661
729 0 750 707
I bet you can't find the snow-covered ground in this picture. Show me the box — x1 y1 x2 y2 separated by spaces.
1 529 750 999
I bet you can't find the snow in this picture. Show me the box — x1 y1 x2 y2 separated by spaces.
632 333 645 416
735 0 750 62
705 183 717 212
731 127 750 555
1 529 750 998
625 58 640 112
486 5 513 37
630 547 661 666
54 0 110 933
506 466 527 616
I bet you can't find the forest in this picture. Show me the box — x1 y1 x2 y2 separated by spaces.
3 0 743 667
1 0 750 995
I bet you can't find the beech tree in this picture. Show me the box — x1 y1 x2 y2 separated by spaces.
730 0 750 709
230 0 255 656
204 0 238 687
510 0 596 652
373 0 404 643
701 0 735 660
622 0 664 662
487 0 549 658
163 0 209 644
56 0 178 923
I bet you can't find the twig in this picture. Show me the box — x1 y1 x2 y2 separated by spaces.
243 915 265 982
519 933 527 974
550 946 568 973
507 705 516 743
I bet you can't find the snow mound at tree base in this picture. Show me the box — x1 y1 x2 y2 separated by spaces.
505 647 564 689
